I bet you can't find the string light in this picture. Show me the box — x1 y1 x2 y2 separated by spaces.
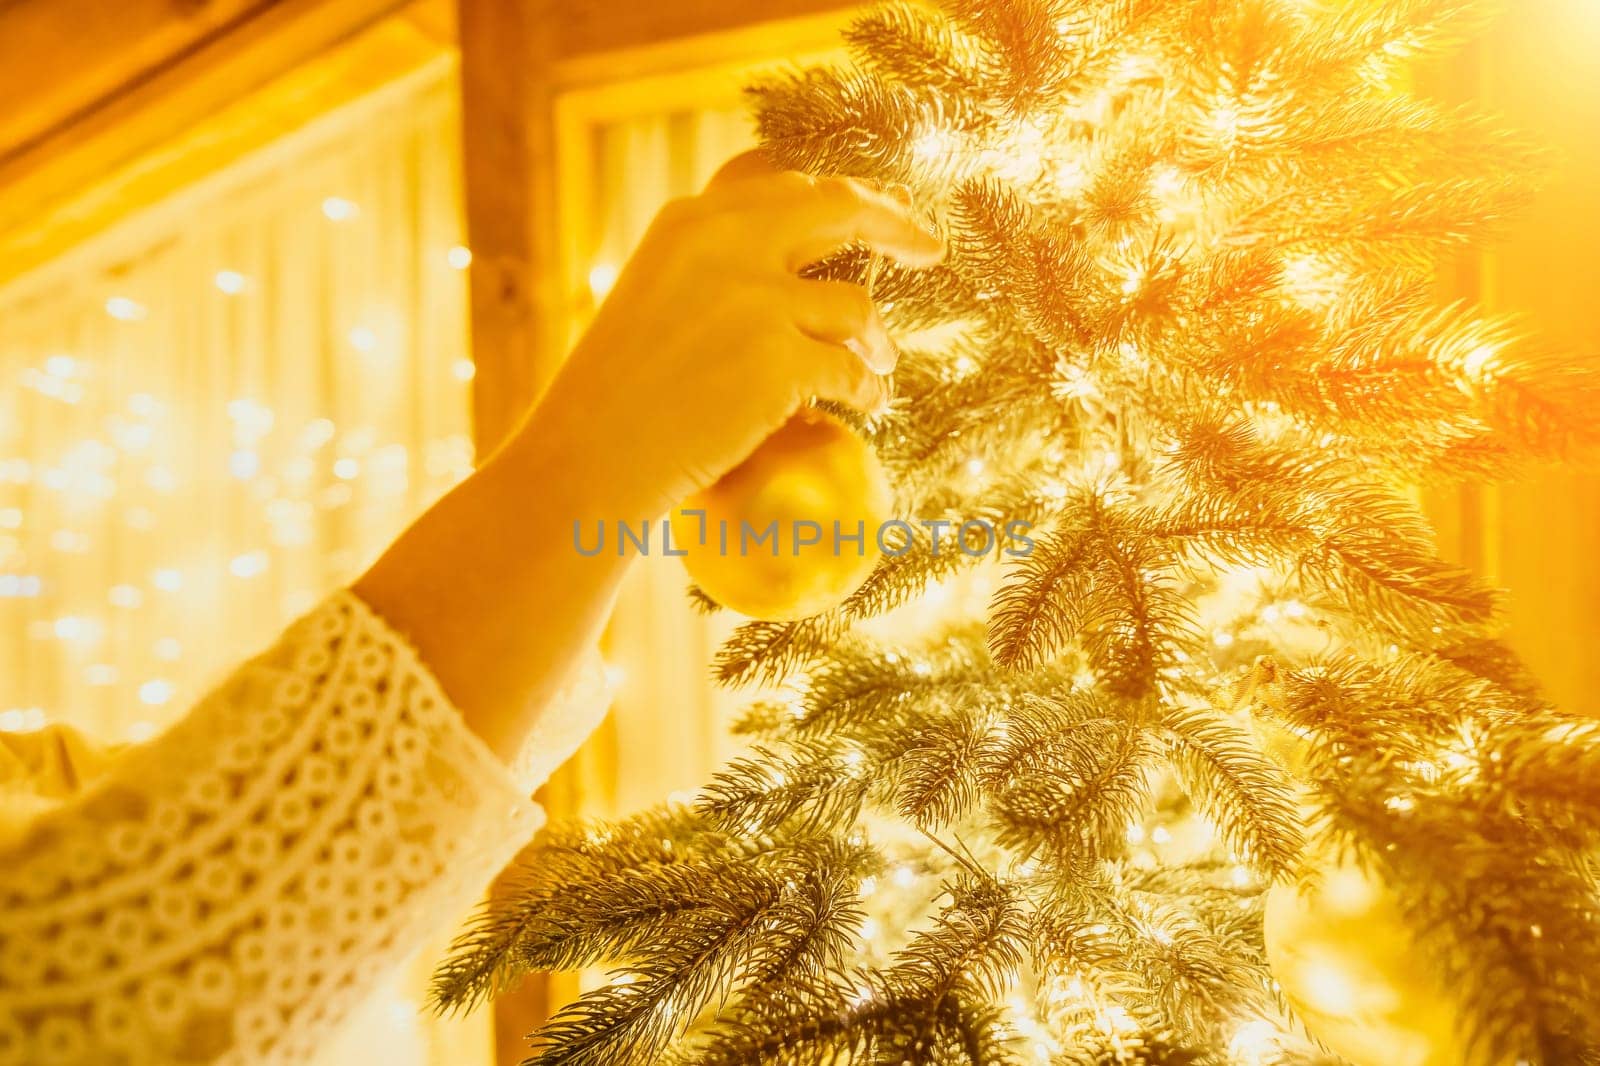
105 297 148 322
145 466 179 493
1297 957 1360 1014
128 392 163 418
45 354 79 378
912 126 958 162
228 551 269 579
0 707 46 733
138 680 175 706
1211 105 1241 141
0 575 42 597
446 245 473 270
85 664 119 686
1053 156 1090 197
321 196 359 221
1094 1004 1141 1036
1280 252 1349 309
214 270 248 294
1461 342 1500 381
229 450 261 480
1228 1020 1284 1065
588 263 619 300
347 326 379 353
452 358 476 382
53 615 100 643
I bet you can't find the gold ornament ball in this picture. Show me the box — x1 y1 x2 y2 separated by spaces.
1263 851 1494 1066
671 408 891 622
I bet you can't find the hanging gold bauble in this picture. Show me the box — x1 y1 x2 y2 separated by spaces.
671 407 891 621
1263 850 1494 1066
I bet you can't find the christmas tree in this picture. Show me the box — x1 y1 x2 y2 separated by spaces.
435 1 1600 1062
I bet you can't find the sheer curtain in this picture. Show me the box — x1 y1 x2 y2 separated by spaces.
564 105 761 820
0 58 486 1066
0 60 473 743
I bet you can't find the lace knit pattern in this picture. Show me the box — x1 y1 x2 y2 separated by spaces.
0 592 582 1065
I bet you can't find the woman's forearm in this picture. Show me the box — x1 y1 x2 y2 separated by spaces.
353 396 643 763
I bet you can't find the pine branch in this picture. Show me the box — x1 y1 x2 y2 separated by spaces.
883 872 1030 1006
713 615 845 688
984 696 1159 862
697 742 870 836
433 806 701 1012
988 520 1098 670
524 841 873 1066
1160 705 1303 879
891 707 1005 828
845 2 985 97
750 67 988 181
951 178 1099 349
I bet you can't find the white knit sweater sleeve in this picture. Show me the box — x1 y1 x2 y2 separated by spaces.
0 590 608 1066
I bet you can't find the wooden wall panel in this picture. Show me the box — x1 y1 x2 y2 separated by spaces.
0 0 439 285
0 0 264 161
455 0 563 451
552 0 864 61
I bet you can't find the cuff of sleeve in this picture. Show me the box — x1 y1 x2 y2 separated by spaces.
336 590 547 829
342 589 613 798
508 647 611 793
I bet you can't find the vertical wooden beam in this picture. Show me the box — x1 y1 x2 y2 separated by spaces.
455 3 578 1061
457 0 567 453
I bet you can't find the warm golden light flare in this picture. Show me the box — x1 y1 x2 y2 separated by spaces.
1265 852 1494 1066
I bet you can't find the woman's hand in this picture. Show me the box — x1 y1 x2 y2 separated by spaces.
513 155 945 520
357 156 942 763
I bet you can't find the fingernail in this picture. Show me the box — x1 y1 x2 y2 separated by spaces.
844 336 877 368
845 334 897 374
878 338 900 373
